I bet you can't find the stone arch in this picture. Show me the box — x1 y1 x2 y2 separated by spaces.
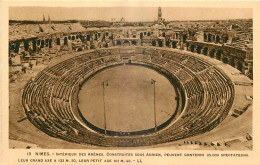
230 58 235 67
208 34 212 42
222 57 228 64
158 40 163 47
204 33 207 41
216 50 222 60
152 40 156 46
166 41 170 47
209 49 215 58
237 61 243 72
183 34 187 43
116 40 121 45
56 38 60 45
190 45 196 52
49 39 52 48
224 36 229 43
45 39 49 47
87 35 90 41
203 47 208 55
132 40 137 45
162 32 166 37
123 40 130 46
33 40 37 52
41 40 45 48
197 45 202 54
64 37 68 45
24 41 29 51
172 41 177 48
186 42 190 48
216 35 220 43
15 42 20 53
212 35 216 42
140 32 143 39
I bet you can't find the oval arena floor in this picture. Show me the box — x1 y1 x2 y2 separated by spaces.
9 46 253 149
78 65 177 132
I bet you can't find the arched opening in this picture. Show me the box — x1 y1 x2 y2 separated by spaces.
176 33 179 39
203 47 208 55
197 45 202 54
230 58 235 67
87 35 90 41
204 33 207 41
237 62 243 72
72 36 75 40
216 35 220 43
45 39 49 47
208 34 212 42
56 38 60 45
95 34 98 40
68 36 71 40
216 50 222 60
49 39 52 48
132 40 137 45
222 57 228 64
210 49 215 58
166 41 170 47
41 40 44 48
117 40 121 45
190 45 195 52
144 32 147 35
106 32 109 36
183 34 187 43
123 40 130 46
224 36 229 43
37 40 40 45
162 32 166 37
33 40 37 52
24 41 29 51
15 42 20 53
76 35 79 39
140 32 143 39
186 42 190 48
77 47 83 51
213 35 216 42
158 41 163 47
172 42 177 48
64 37 68 45
147 32 150 36
152 40 156 46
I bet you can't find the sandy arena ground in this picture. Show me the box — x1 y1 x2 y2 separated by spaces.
78 65 177 132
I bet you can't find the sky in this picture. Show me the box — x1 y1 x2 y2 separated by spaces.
9 7 253 22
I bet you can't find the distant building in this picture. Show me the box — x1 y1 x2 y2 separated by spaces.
112 17 126 27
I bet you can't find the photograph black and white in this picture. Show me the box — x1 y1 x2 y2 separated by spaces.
7 5 253 151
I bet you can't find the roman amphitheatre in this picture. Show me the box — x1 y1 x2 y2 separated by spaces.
9 7 253 150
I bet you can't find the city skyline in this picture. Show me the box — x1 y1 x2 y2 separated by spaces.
9 7 253 22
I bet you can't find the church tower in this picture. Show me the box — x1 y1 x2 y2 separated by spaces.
48 15 51 24
158 7 162 20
